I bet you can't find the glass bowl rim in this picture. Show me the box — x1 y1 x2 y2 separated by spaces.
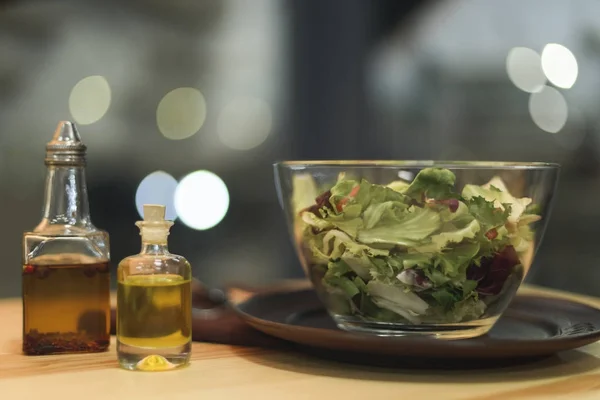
274 160 560 170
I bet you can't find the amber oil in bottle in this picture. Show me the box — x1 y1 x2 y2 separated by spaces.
22 121 110 355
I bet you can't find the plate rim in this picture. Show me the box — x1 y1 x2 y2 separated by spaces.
232 289 600 359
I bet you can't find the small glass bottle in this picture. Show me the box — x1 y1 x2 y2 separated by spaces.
117 204 192 371
22 121 110 355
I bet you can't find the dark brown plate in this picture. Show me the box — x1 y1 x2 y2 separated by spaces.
233 289 600 362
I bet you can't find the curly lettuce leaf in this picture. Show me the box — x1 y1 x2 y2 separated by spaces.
328 179 408 216
387 252 433 271
466 196 511 230
415 217 481 253
432 218 480 249
321 229 389 260
462 177 532 223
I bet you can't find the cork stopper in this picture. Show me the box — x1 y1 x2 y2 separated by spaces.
143 204 166 222
136 204 174 244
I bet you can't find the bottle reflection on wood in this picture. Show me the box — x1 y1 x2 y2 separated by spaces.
22 122 111 355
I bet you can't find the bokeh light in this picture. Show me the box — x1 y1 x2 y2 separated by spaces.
174 170 229 230
135 171 178 221
68 75 111 125
541 43 578 89
217 96 273 150
505 47 546 93
156 87 207 140
528 85 568 133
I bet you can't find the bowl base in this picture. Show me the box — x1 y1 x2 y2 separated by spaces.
333 315 495 340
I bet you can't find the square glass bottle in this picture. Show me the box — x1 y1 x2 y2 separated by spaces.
22 121 110 355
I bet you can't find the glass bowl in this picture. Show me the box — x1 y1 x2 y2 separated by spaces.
273 161 560 339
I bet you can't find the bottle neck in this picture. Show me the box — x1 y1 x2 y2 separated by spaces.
140 242 170 255
37 166 92 230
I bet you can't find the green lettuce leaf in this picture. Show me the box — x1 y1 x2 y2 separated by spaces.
340 251 374 280
323 213 363 238
404 168 459 200
366 281 429 315
462 177 532 223
371 297 422 323
321 229 389 260
322 260 360 299
466 196 511 230
431 287 462 309
329 180 358 202
434 241 481 278
300 211 334 231
324 276 360 299
438 200 469 222
362 201 409 230
357 206 442 247
461 279 478 296
301 229 330 264
447 297 486 322
368 257 396 280
386 180 411 193
423 268 451 286
328 179 409 216
508 223 535 253
416 217 481 253
387 252 433 271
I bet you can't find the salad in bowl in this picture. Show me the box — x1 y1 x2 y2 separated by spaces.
275 161 558 338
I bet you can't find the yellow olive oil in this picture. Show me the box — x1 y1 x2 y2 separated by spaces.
117 274 191 370
118 274 191 347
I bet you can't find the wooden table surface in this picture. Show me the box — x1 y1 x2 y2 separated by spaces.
3 286 600 399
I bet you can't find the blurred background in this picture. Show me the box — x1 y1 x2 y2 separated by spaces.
0 0 598 298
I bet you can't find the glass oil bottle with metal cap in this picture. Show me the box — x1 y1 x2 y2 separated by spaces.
117 204 192 371
22 121 111 355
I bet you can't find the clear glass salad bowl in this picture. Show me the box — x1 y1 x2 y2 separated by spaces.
274 161 560 339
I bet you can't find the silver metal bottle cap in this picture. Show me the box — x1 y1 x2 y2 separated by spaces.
45 121 87 166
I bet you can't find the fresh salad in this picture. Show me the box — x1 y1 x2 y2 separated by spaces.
297 168 541 324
